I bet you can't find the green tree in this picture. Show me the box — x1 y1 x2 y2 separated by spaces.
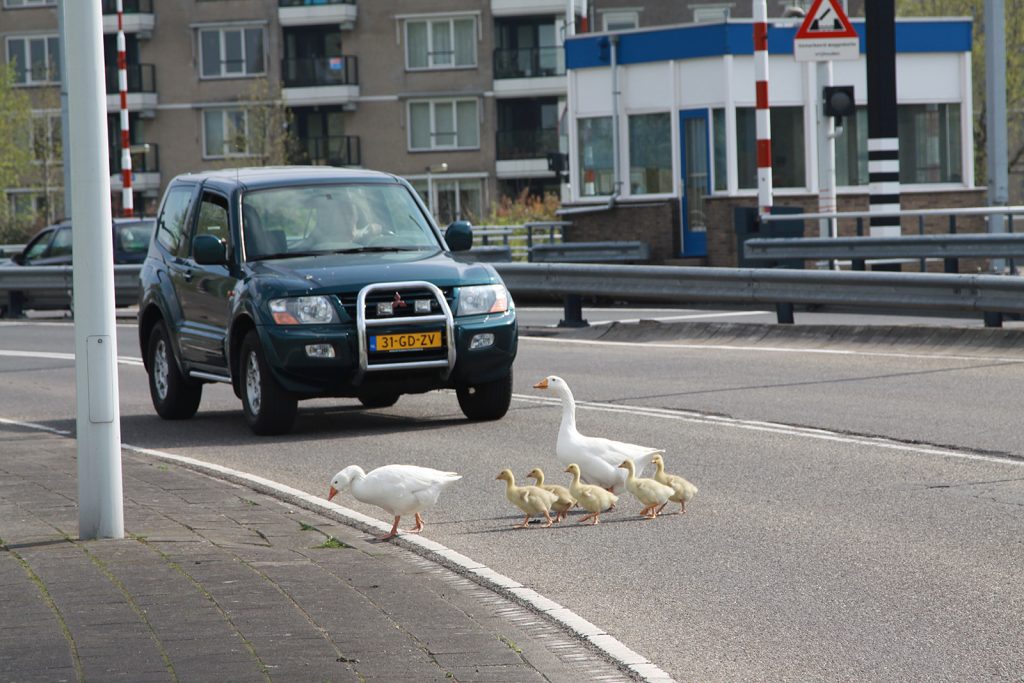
0 64 35 242
232 78 298 167
898 0 1024 187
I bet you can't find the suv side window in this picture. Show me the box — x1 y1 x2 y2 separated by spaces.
194 192 230 251
155 186 194 254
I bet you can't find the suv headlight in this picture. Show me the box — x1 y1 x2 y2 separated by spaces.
456 284 510 316
269 296 338 324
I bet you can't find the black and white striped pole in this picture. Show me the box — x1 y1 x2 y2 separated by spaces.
865 0 900 238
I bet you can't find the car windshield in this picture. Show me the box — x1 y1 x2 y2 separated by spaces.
242 183 439 261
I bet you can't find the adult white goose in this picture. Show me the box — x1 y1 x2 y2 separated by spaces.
328 465 461 540
533 375 662 492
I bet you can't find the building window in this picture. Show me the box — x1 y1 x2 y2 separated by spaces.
203 108 249 158
898 103 962 184
835 108 868 187
411 177 483 224
199 27 265 79
601 11 639 31
4 0 56 6
736 106 805 189
405 17 476 70
577 116 614 196
628 113 672 194
712 108 727 191
6 35 60 85
408 99 479 151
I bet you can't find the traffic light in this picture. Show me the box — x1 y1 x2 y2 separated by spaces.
823 85 855 121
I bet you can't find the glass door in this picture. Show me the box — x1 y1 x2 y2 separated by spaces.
679 109 710 257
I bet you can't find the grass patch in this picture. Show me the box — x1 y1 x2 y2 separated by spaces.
499 635 522 654
315 536 352 550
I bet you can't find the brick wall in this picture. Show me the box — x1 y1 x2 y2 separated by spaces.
563 189 990 268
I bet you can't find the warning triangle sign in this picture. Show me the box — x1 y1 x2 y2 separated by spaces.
795 0 858 39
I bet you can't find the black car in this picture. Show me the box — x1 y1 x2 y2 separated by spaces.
7 218 154 266
137 166 518 435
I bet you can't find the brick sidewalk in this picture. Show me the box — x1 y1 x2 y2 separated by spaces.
0 424 637 682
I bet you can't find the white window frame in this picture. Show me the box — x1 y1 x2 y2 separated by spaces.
197 26 266 80
600 10 640 32
6 34 60 86
408 174 487 223
407 98 480 152
404 16 477 71
202 108 251 160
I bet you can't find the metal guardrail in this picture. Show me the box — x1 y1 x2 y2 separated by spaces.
494 262 1024 328
0 265 141 317
5 261 1023 330
531 241 650 263
745 233 1024 260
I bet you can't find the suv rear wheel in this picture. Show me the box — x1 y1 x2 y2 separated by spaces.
456 370 512 421
240 330 298 435
147 320 202 419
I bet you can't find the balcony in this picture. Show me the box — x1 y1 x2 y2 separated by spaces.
496 128 559 178
281 56 359 108
109 143 160 193
492 0 583 17
295 135 361 167
493 47 566 97
278 0 357 29
101 0 155 36
105 63 157 114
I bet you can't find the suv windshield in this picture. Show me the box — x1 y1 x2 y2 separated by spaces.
242 183 439 261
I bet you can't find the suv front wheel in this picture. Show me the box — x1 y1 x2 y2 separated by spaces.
147 320 202 419
240 330 298 435
456 370 512 421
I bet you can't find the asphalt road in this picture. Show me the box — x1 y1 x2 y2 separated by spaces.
1 314 1023 682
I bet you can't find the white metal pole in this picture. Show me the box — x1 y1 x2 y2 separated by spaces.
985 0 1008 272
63 0 125 541
817 61 838 249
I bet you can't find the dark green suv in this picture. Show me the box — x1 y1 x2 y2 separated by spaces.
137 167 517 435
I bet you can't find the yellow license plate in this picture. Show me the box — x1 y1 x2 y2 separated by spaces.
370 331 442 352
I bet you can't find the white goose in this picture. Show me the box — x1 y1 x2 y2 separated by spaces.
328 465 461 540
534 375 662 493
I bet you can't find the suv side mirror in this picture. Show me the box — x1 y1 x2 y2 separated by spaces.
11 252 24 265
193 234 227 265
444 220 473 252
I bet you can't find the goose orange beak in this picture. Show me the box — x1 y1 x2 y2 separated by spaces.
533 378 549 389
327 486 338 501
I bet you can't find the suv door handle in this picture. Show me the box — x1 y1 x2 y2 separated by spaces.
182 268 194 283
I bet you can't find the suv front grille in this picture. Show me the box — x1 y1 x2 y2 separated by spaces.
338 286 455 320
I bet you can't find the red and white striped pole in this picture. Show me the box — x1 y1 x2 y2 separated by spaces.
753 0 772 216
116 0 133 217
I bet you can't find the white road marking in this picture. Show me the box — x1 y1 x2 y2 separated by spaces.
521 335 1024 364
0 349 144 366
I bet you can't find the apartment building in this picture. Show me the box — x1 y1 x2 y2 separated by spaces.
3 0 583 226
2 0 863 229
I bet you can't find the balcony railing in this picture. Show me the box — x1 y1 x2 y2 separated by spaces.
105 63 156 94
496 128 559 161
282 55 358 88
493 46 564 79
296 135 361 167
279 0 354 5
101 0 153 13
109 143 159 175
